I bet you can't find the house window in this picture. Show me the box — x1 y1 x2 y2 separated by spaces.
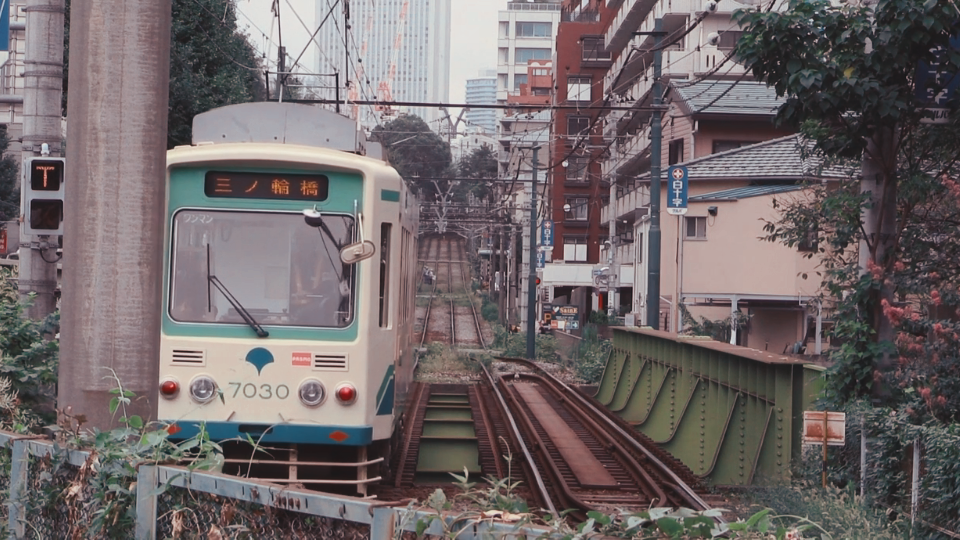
563 236 588 262
566 157 589 183
564 197 588 221
669 138 684 165
514 74 527 90
516 22 551 37
637 232 643 263
712 140 754 154
515 48 551 64
567 76 591 103
581 36 610 61
567 116 590 135
718 31 744 50
685 216 707 239
798 227 819 252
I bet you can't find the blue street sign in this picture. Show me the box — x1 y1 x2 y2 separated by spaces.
0 0 9 52
666 165 688 216
916 27 960 124
541 219 554 246
536 250 545 269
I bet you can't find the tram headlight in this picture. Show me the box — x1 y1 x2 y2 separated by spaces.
159 378 180 399
298 379 326 407
335 383 358 405
188 375 217 403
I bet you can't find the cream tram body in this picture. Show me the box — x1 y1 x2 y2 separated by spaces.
157 105 418 478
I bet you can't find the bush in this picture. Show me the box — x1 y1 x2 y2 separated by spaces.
0 268 60 431
574 326 611 384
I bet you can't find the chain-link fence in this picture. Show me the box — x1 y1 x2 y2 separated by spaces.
0 431 552 539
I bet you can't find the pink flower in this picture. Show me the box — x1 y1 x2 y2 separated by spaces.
943 176 960 200
882 299 904 325
937 395 947 407
867 259 883 280
931 290 942 306
894 261 906 272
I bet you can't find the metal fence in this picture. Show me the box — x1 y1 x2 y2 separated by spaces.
0 430 553 539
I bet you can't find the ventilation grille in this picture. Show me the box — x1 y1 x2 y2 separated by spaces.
314 354 348 371
171 349 206 366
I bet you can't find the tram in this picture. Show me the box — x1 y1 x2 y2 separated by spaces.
158 102 418 495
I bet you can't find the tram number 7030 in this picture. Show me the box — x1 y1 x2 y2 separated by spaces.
228 382 290 400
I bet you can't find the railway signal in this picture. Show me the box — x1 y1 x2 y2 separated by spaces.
22 157 66 236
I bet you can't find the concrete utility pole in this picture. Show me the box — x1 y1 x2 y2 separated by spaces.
59 0 172 429
644 19 664 330
18 0 65 319
860 128 898 402
526 147 540 360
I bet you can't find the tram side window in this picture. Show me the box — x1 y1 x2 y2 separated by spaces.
380 223 392 327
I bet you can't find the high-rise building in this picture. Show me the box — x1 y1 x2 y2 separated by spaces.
496 0 562 104
313 0 451 130
464 70 497 135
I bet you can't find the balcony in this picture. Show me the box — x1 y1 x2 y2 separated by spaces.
506 2 562 11
601 182 649 224
604 122 651 179
605 0 659 56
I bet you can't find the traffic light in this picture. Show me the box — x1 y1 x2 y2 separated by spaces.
22 157 65 236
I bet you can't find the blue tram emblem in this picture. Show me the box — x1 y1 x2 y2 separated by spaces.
245 347 274 375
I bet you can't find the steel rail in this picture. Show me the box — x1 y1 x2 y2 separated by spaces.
417 237 441 349
511 372 670 507
495 356 716 514
495 374 598 521
478 364 558 518
455 247 486 350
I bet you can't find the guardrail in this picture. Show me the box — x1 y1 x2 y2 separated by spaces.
0 430 553 539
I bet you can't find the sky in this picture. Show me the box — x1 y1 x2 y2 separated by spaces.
234 0 501 106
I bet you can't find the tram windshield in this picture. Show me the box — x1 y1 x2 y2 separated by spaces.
169 209 356 328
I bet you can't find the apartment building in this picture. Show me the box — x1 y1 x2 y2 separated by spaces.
539 0 619 317
497 0 562 104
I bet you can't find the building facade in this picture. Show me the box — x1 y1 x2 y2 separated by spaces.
496 0 562 104
313 0 451 129
465 70 498 135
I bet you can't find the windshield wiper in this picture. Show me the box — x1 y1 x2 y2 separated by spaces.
205 243 268 337
207 275 269 338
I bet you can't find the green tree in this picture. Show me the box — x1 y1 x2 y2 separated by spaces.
735 0 960 416
371 114 453 198
0 125 19 222
167 0 266 148
63 0 266 148
454 144 497 203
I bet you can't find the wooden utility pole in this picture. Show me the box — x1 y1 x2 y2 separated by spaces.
18 0 65 319
59 0 172 429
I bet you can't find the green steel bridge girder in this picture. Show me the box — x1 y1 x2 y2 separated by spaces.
595 327 823 486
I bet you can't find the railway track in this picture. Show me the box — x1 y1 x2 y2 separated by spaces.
387 356 714 523
416 234 488 350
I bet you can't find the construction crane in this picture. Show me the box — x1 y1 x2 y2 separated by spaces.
376 0 409 116
348 1 375 120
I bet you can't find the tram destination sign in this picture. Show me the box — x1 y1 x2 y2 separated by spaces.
204 171 329 201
